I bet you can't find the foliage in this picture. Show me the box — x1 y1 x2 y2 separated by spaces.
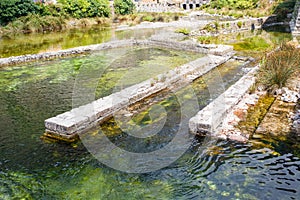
237 95 275 135
114 0 135 15
233 36 270 51
175 28 190 35
210 0 259 10
36 2 66 17
2 14 65 34
142 15 155 22
58 0 110 18
202 23 217 33
273 0 296 21
201 0 277 18
0 0 39 25
86 0 110 17
258 43 300 90
197 36 212 44
237 21 243 29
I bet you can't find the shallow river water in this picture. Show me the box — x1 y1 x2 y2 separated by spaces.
0 27 299 199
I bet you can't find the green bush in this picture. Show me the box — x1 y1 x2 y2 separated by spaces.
36 2 66 17
0 0 39 25
4 14 66 33
273 0 296 21
58 0 110 18
197 36 212 44
175 28 190 35
86 0 110 17
210 0 259 10
237 21 243 28
142 15 155 22
114 0 135 15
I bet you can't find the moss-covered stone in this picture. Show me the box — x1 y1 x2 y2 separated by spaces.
236 94 275 136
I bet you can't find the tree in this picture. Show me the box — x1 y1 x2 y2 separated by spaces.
114 0 135 15
0 0 39 25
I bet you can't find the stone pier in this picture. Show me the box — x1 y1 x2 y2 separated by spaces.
44 42 234 142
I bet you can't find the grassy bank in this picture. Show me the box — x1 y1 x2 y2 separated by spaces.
200 0 296 19
0 12 183 36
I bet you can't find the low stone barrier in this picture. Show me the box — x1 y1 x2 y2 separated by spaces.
44 53 233 141
0 39 232 67
189 66 258 135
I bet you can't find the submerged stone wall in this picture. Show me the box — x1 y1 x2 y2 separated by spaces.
45 51 233 141
0 39 232 67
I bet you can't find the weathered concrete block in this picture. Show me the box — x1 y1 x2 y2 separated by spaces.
189 66 258 136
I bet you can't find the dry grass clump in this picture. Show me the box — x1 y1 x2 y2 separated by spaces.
257 43 300 91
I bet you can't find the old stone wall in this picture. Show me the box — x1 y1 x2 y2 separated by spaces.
0 39 232 67
45 51 233 141
290 0 300 35
189 66 258 136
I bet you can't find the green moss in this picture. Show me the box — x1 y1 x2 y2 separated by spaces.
237 95 275 136
175 28 190 35
233 36 271 52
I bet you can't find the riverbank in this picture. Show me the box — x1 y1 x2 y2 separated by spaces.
0 12 183 36
215 63 300 142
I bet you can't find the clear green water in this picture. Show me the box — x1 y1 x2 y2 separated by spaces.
0 26 165 58
0 29 299 199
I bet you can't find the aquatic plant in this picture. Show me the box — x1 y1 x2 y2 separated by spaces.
237 95 275 136
233 36 271 52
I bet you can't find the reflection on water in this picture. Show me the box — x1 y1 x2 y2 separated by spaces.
0 29 299 199
0 26 167 58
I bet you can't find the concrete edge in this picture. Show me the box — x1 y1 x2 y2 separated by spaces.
189 65 258 136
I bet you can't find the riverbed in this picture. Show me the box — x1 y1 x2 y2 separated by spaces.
0 26 299 199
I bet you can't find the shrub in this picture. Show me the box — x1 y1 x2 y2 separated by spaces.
114 0 135 15
36 2 65 17
175 28 190 35
258 43 300 90
0 0 39 25
237 21 243 28
202 23 216 33
142 15 155 22
3 14 65 33
197 36 212 44
58 0 110 18
210 0 259 10
86 0 110 17
58 0 90 18
273 0 296 21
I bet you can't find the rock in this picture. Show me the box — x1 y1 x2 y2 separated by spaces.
228 134 247 143
281 88 299 103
